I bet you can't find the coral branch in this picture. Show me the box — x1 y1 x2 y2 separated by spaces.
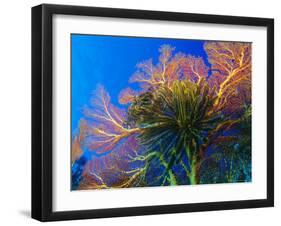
204 42 251 113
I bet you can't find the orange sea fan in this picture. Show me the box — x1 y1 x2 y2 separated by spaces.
180 55 209 83
79 135 144 189
204 41 252 113
81 85 140 155
118 87 137 105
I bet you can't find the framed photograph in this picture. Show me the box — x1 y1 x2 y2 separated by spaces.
32 4 274 221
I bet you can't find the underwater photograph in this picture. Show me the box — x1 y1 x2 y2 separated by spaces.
71 34 252 190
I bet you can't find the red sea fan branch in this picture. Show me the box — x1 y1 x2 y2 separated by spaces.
118 87 137 105
81 85 140 155
204 42 251 113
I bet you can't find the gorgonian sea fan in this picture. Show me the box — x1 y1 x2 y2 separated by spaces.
81 84 140 155
204 42 251 114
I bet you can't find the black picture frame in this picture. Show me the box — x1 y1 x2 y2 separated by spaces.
32 3 274 222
